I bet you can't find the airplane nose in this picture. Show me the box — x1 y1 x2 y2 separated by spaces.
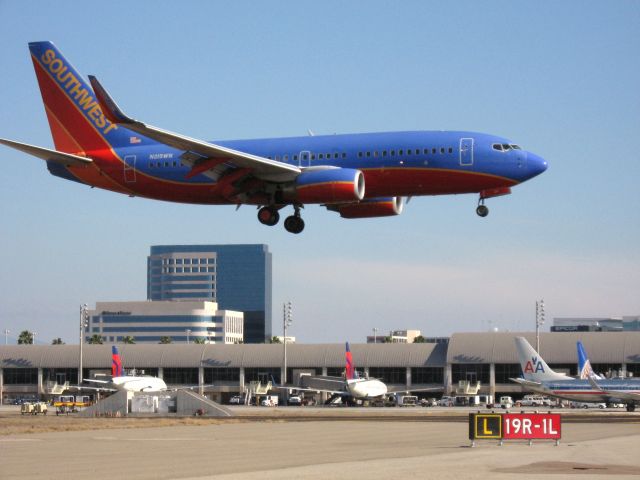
527 152 548 177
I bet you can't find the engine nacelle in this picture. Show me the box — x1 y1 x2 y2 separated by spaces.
334 197 404 218
282 168 365 204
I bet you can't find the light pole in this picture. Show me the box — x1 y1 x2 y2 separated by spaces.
186 329 191 344
32 331 37 345
283 302 292 385
4 329 9 345
79 304 88 385
535 299 545 353
373 327 378 344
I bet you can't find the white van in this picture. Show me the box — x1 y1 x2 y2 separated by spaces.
499 396 514 409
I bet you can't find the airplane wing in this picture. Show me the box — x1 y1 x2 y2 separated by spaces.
509 377 543 388
273 385 348 395
0 138 92 167
386 386 442 394
88 75 300 183
67 384 117 393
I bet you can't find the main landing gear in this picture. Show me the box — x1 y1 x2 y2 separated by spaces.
476 197 489 217
257 205 305 234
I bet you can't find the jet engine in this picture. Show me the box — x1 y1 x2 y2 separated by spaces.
281 168 365 204
332 197 404 218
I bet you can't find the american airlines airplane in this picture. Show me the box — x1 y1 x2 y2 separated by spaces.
512 337 640 412
0 41 548 233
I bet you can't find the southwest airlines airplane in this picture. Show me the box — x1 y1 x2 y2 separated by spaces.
0 41 548 233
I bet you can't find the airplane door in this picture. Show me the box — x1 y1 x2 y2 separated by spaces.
299 150 311 168
459 138 473 166
124 155 136 183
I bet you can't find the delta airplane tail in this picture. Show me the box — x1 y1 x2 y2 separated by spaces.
28 41 136 153
514 337 569 382
577 341 603 380
345 342 355 380
111 345 124 377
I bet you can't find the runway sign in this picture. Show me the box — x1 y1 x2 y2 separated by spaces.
469 413 561 441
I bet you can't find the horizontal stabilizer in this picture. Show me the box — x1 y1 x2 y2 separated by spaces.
0 138 92 167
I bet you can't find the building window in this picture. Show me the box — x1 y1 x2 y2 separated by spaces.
451 364 490 384
3 368 38 385
204 368 240 383
207 258 215 264
244 368 281 384
494 364 522 384
184 259 191 265
411 367 443 384
163 368 199 385
369 367 405 384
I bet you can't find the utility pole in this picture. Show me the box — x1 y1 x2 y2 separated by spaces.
373 327 378 344
79 304 88 385
186 329 191 344
4 329 9 345
32 331 37 345
535 299 545 353
283 302 292 385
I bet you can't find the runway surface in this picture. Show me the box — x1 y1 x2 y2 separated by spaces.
1 406 639 479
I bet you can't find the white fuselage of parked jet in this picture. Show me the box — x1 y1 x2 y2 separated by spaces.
346 378 388 399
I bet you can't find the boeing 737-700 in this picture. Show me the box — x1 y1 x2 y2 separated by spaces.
0 41 547 233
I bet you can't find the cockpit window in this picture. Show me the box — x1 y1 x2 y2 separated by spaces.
492 143 504 151
510 144 521 150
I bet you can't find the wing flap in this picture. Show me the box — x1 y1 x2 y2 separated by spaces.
0 138 92 167
88 75 300 182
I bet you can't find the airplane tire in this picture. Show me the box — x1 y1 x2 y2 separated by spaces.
258 207 279 226
476 205 489 217
284 216 304 234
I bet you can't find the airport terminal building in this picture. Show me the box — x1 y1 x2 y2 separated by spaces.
1 332 639 404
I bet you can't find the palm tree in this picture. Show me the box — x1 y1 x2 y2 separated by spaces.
122 336 136 344
193 337 206 344
51 337 65 345
159 336 172 344
87 334 103 344
413 335 427 343
17 330 33 344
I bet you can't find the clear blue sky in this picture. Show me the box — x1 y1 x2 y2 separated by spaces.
0 1 638 344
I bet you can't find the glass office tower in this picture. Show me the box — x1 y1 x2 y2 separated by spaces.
148 245 272 343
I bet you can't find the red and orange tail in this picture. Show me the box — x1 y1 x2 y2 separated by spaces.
345 342 355 380
111 346 124 377
28 41 133 154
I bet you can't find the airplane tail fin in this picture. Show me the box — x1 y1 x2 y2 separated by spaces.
28 41 134 153
111 345 124 377
514 337 568 382
577 341 602 379
345 342 355 380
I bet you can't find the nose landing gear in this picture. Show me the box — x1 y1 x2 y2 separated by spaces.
476 198 489 217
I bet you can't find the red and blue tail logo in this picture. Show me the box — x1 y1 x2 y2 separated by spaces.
345 342 355 380
111 345 123 377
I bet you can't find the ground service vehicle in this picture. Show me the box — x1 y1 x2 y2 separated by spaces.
500 396 514 409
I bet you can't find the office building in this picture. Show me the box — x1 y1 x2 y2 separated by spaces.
552 316 640 332
87 300 243 344
147 245 272 343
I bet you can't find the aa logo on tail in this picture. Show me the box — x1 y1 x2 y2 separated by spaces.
524 356 545 374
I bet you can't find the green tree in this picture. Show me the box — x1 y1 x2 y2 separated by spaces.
51 337 65 345
159 336 172 344
383 335 393 344
413 335 427 343
87 334 104 344
193 337 206 344
17 330 33 344
268 336 282 344
122 336 136 344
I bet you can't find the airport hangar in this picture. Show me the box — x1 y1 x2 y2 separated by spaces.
1 332 639 404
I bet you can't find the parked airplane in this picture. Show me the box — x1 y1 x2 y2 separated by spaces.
577 341 604 380
285 342 438 403
511 337 640 412
80 346 168 392
0 41 548 233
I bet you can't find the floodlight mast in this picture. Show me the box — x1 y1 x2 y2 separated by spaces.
283 302 292 385
535 299 545 353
